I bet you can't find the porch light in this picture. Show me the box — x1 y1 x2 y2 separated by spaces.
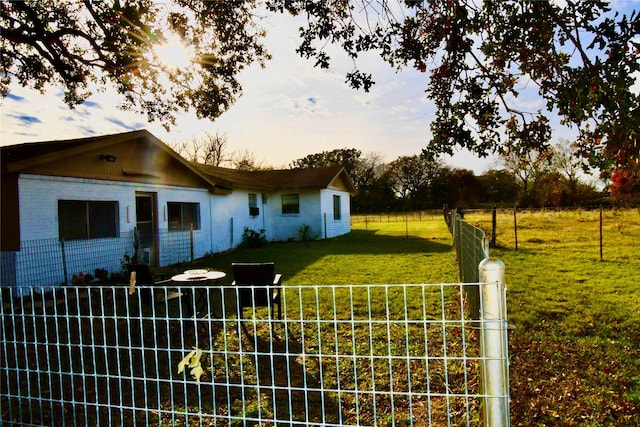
100 154 117 163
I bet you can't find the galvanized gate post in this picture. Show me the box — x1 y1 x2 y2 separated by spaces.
479 258 510 427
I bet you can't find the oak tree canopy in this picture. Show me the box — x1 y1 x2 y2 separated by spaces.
2 0 638 173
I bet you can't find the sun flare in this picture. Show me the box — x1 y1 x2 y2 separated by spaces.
153 34 193 71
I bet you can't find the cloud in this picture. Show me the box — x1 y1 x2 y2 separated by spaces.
14 131 40 137
78 126 97 135
284 96 327 117
10 114 42 125
81 100 100 108
105 117 144 131
5 93 25 102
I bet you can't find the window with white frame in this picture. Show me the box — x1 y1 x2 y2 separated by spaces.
58 200 119 240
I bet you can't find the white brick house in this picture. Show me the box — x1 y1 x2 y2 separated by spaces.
1 130 355 293
194 165 353 243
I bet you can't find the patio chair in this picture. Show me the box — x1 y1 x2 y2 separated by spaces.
125 264 174 306
231 262 282 320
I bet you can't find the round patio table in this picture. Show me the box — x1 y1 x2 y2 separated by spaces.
171 270 226 283
171 270 226 318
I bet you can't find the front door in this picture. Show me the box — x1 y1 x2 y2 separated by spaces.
135 192 158 266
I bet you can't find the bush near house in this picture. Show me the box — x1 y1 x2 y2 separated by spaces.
240 227 267 248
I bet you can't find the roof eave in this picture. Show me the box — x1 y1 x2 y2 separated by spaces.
3 129 222 193
4 130 150 174
331 167 357 195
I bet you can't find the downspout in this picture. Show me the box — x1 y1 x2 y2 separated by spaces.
261 193 267 239
209 195 214 253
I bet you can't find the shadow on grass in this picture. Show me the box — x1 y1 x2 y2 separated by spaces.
192 229 453 286
1 229 460 425
236 321 342 426
1 288 344 426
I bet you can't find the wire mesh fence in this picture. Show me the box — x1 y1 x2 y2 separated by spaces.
450 217 489 285
1 282 507 426
1 229 193 295
351 211 445 241
445 210 490 322
351 210 444 224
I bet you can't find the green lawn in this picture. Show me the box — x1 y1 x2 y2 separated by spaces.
190 209 639 426
465 208 640 426
195 214 457 286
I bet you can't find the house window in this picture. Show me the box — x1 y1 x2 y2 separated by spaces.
168 202 200 231
248 193 259 216
58 200 119 240
281 194 300 214
333 195 341 220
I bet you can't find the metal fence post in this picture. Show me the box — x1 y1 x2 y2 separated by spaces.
513 207 518 252
599 205 603 261
60 237 68 285
491 206 497 248
190 223 194 268
479 258 510 427
452 212 463 279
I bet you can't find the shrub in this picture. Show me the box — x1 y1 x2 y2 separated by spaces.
94 268 109 282
297 223 321 242
241 227 266 248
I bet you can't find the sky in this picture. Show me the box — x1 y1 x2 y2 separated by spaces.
1 3 637 174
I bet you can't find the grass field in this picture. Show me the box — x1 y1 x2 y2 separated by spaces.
190 216 469 426
464 208 640 425
4 209 637 425
197 208 640 425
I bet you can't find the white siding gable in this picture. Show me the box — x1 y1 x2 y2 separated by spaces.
320 188 351 238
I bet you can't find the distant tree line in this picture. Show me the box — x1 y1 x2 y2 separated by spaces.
290 147 617 213
174 135 637 210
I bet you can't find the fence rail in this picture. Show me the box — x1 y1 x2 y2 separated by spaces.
1 281 508 426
